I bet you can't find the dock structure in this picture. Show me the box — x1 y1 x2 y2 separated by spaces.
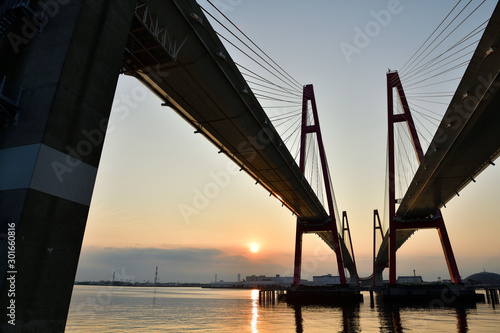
485 288 499 305
379 284 484 305
285 285 363 305
258 289 286 306
280 283 488 307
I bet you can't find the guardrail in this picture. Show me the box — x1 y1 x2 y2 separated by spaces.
134 0 187 60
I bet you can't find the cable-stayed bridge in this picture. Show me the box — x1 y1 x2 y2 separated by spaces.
0 0 498 330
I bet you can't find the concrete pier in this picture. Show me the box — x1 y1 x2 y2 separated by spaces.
0 1 136 331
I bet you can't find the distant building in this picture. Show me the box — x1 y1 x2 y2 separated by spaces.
465 271 500 285
246 275 267 282
245 274 294 284
313 274 340 285
211 281 239 288
273 275 294 284
397 276 423 284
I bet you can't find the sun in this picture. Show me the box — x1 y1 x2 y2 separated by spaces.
249 243 260 253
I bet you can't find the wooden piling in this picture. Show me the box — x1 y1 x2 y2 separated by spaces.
258 289 284 306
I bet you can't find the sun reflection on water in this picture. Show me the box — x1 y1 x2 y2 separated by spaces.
251 289 259 332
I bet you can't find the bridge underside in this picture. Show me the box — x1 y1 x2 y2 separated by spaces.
123 0 330 224
397 4 500 219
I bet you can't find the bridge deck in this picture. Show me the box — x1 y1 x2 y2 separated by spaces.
397 3 500 219
121 0 355 271
123 0 328 223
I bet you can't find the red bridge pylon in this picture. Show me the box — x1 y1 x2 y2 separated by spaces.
293 84 358 286
385 71 461 285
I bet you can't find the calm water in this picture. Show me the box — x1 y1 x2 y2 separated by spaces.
66 286 499 332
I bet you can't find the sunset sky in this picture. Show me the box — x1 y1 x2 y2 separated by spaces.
75 0 500 284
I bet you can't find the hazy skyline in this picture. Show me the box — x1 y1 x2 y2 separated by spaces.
75 0 500 284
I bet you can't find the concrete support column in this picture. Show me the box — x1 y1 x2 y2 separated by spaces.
293 221 303 286
373 272 384 287
0 0 136 331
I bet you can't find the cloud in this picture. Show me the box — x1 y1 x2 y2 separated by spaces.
75 246 291 283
